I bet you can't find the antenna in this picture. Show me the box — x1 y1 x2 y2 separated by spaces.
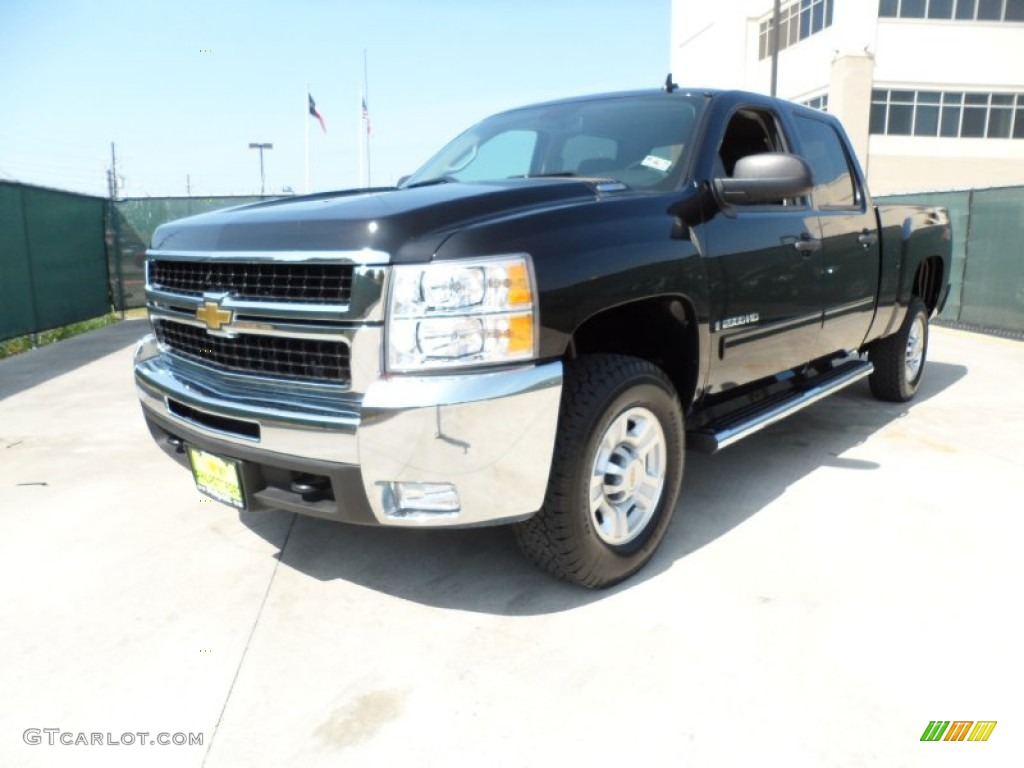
663 73 678 93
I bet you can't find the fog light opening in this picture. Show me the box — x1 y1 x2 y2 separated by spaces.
385 481 461 516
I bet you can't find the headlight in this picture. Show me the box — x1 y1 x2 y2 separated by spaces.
387 254 537 372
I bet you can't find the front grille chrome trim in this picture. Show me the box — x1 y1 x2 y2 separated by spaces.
147 249 390 265
146 289 351 321
148 306 352 341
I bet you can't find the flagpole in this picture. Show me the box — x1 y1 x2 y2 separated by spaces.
364 49 371 187
358 89 365 188
304 83 311 193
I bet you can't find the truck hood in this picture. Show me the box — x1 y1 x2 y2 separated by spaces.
151 179 618 262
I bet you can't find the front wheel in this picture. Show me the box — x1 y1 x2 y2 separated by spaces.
514 355 685 588
868 296 930 402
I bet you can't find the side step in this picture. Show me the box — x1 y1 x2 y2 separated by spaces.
688 360 874 453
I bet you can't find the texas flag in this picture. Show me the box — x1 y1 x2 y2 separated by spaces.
308 93 327 133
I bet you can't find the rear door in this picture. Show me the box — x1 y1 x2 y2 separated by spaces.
791 113 880 357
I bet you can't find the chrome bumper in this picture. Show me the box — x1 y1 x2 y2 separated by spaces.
134 334 562 527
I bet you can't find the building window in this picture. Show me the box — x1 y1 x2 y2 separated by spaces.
879 0 1024 20
870 89 1024 137
758 0 835 60
801 94 829 111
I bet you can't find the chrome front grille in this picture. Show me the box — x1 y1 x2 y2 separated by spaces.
148 259 353 304
146 250 387 393
153 319 350 385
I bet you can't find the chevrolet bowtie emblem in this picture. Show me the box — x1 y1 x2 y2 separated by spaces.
196 301 233 331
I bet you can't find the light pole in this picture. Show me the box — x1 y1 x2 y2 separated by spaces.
770 0 781 97
248 142 273 196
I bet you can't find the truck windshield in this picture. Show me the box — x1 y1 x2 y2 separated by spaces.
403 94 703 192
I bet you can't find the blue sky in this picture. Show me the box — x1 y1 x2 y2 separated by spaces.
0 0 671 198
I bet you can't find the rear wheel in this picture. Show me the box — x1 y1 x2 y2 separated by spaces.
868 296 929 402
514 355 685 588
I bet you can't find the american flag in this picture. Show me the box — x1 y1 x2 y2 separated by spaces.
362 96 372 137
308 93 326 133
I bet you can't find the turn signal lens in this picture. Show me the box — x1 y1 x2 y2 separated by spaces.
506 314 534 355
506 262 532 307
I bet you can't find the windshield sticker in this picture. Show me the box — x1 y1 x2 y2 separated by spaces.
641 155 672 172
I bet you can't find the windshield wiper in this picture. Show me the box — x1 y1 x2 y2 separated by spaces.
408 172 578 188
508 172 577 179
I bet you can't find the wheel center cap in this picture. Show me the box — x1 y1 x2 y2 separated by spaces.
623 458 644 495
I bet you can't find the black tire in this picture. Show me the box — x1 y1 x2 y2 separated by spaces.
514 354 685 588
868 296 929 402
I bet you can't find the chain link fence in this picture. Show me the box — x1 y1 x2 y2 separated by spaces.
108 196 265 311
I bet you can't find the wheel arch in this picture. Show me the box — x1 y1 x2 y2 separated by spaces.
568 295 702 412
913 254 946 315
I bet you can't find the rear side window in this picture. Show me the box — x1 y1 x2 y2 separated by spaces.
793 115 858 208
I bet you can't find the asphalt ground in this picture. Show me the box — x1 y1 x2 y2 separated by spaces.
0 319 1021 767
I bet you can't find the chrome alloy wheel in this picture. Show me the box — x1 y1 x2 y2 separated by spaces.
905 314 926 382
589 406 667 547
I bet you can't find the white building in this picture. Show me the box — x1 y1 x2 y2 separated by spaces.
670 0 1024 194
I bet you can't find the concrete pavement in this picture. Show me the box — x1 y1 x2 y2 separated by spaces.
0 321 1021 767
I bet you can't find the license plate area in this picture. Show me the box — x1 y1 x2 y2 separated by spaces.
187 447 246 509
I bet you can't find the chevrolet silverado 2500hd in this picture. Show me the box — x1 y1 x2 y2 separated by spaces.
134 86 952 587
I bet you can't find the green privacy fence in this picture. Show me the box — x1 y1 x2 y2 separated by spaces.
1 188 265 341
108 196 265 311
0 182 109 342
877 186 1024 334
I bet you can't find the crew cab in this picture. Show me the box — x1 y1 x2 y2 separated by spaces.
134 84 951 587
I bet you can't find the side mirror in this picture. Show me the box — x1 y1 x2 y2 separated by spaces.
714 153 812 205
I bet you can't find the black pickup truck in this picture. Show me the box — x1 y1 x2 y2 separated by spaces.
134 85 951 587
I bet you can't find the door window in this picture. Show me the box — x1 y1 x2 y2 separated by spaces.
716 109 794 205
793 116 859 209
717 109 783 177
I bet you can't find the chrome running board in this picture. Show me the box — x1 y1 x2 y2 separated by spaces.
688 360 874 453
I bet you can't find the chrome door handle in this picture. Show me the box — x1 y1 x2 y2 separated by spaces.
793 233 821 254
857 230 878 247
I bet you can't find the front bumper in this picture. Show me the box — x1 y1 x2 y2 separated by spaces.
135 335 562 528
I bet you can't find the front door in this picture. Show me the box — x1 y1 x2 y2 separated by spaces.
698 106 822 393
701 209 823 390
